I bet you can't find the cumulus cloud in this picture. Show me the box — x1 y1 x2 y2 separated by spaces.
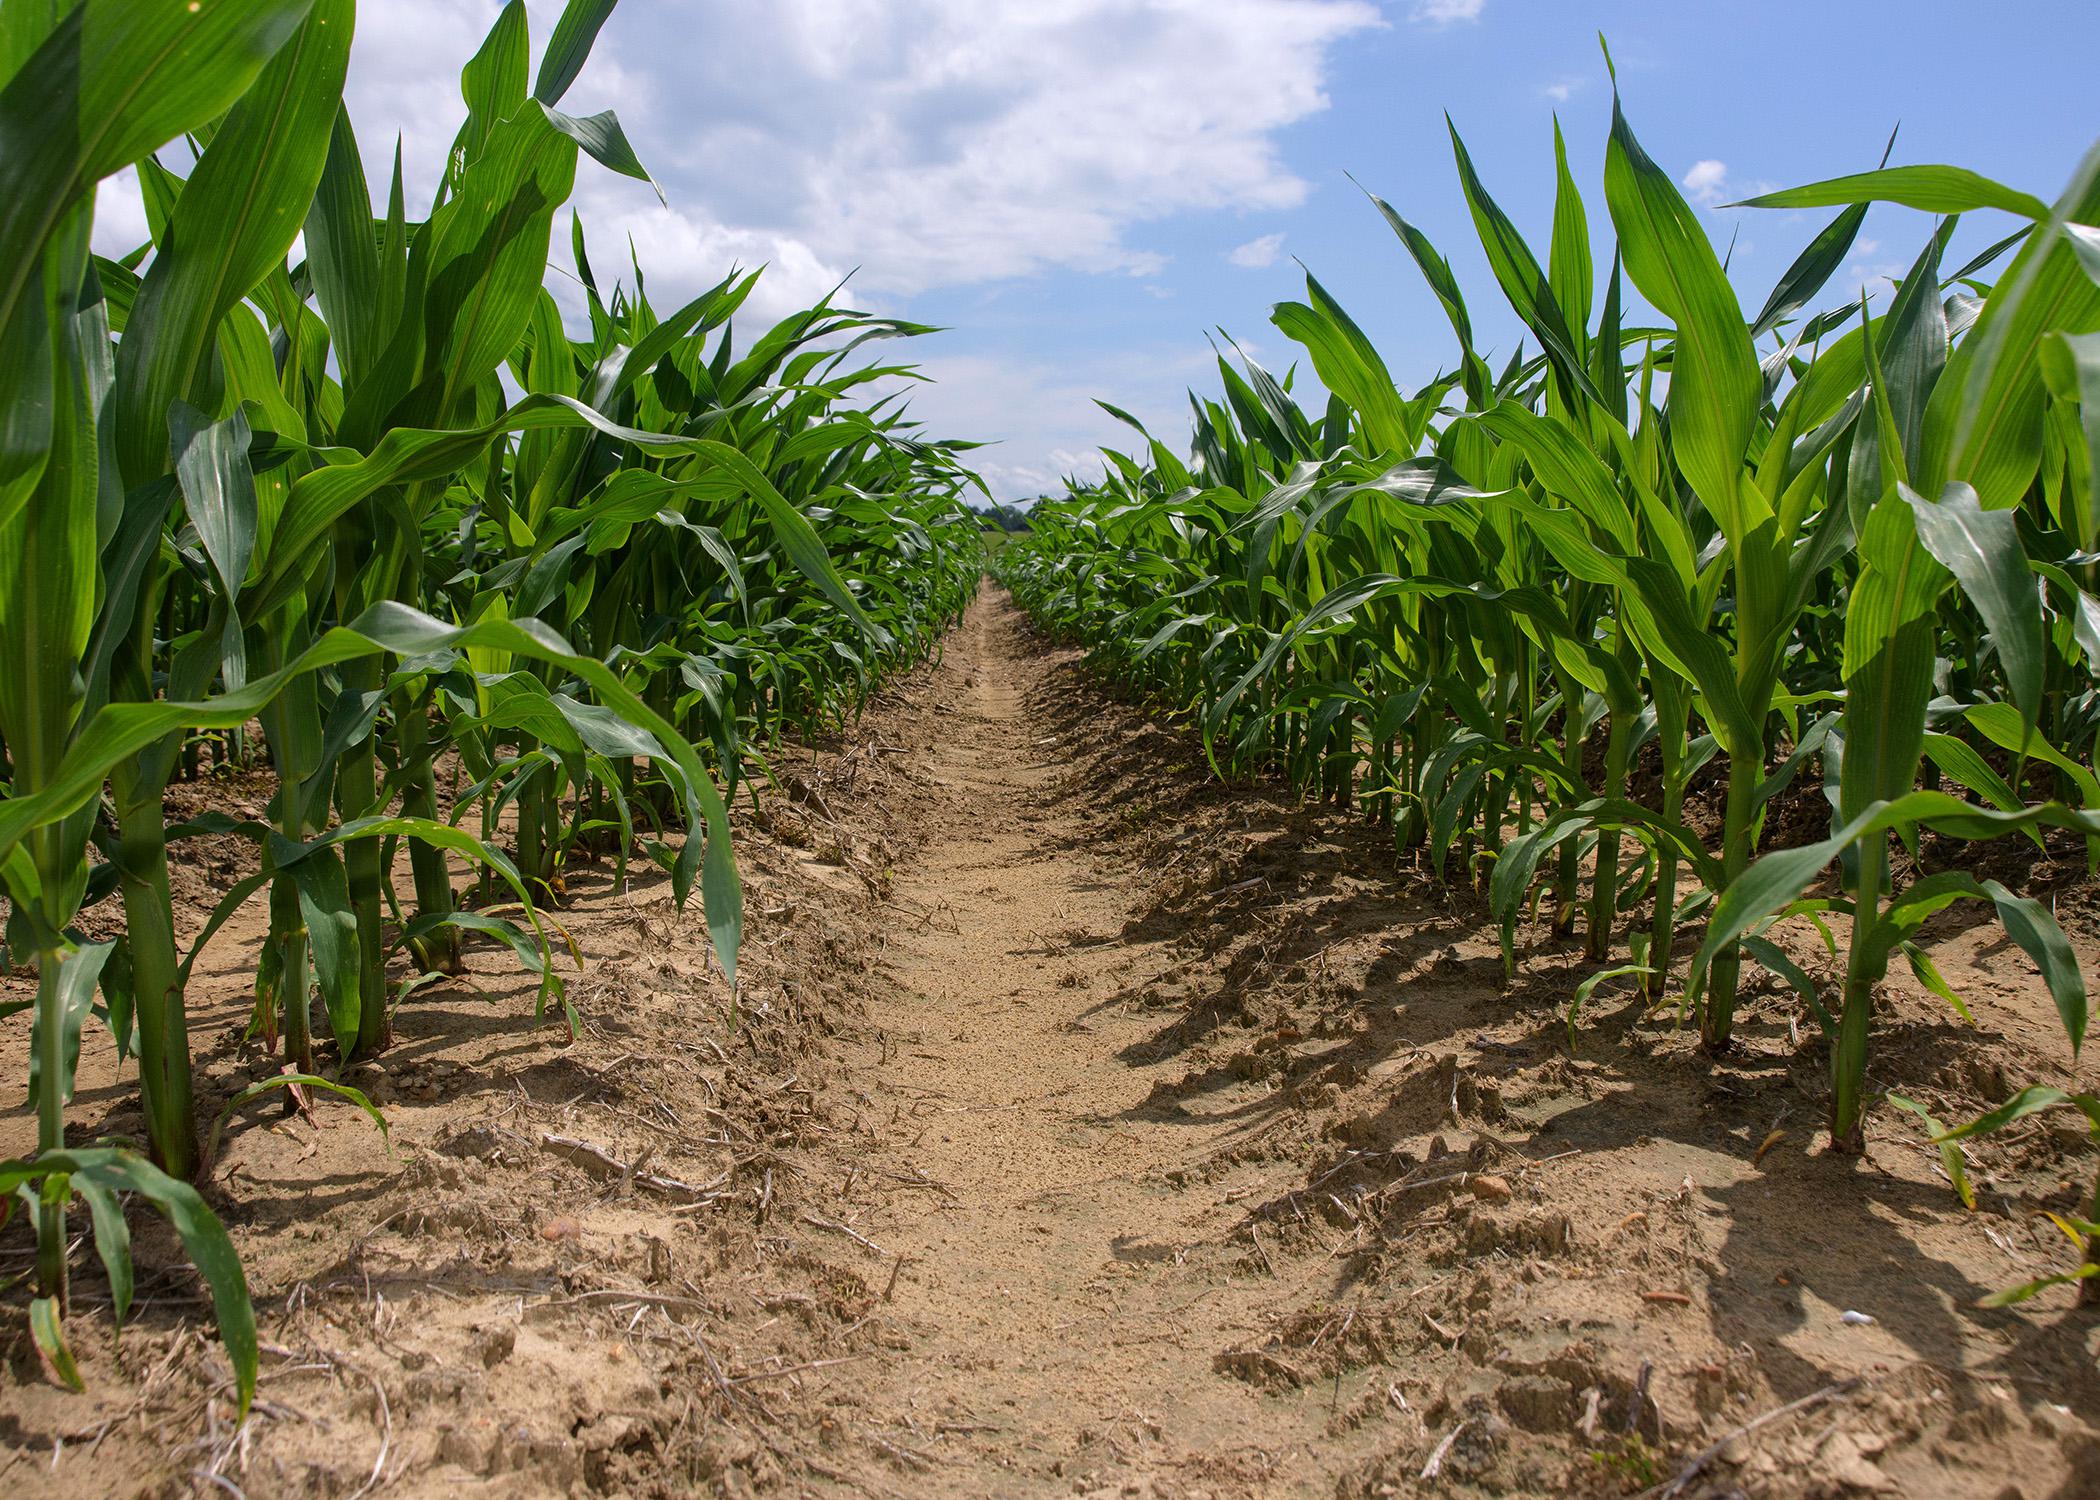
89 167 149 257
1681 158 1731 206
1227 232 1287 268
1412 0 1485 23
321 0 1376 309
893 345 1216 500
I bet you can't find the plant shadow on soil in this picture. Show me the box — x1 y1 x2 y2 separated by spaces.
1003 609 2100 1498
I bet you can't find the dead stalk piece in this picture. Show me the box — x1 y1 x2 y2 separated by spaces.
539 1132 724 1202
1420 1420 1467 1480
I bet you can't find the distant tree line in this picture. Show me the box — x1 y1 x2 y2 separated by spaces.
973 501 1035 532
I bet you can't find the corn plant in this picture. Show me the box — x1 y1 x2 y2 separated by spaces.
2 0 984 1404
1001 62 2100 1158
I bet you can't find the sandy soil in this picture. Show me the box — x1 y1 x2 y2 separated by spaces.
3 590 2098 1498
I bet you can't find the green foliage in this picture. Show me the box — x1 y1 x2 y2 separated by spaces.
0 0 985 1400
999 69 2100 1192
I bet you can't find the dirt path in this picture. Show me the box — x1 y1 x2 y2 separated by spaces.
806 593 2100 1500
833 597 1351 1497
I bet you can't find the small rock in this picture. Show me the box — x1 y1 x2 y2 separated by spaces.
1468 1175 1513 1202
541 1214 585 1242
1497 1375 1574 1433
437 1424 494 1474
474 1325 517 1369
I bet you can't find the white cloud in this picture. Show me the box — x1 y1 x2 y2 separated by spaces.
1681 158 1731 206
96 0 1376 307
1542 76 1583 103
569 200 851 327
89 167 149 257
1411 0 1485 23
1679 158 1779 212
316 0 1379 308
1227 232 1287 268
894 345 1214 500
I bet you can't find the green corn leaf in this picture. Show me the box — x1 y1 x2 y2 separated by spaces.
1693 794 2100 999
1619 557 1764 759
73 1172 134 1329
1548 117 1594 342
1601 80 1760 542
343 107 580 440
1566 963 1650 1052
535 0 619 105
1366 191 1489 402
258 393 786 616
1735 165 2050 221
1979 1264 2100 1308
0 0 319 379
1985 883 2087 1055
685 438 891 645
28 1295 81 1392
1750 204 1869 338
401 910 551 983
108 0 353 489
278 837 361 1057
1905 481 2044 735
1448 117 1597 405
171 402 258 603
206 1073 388 1168
2039 330 2100 550
542 104 662 204
1740 934 1832 1032
1935 1083 2086 1143
303 106 385 389
1900 940 1975 1024
458 0 529 168
25 938 111 1106
1887 1093 1976 1209
1836 492 1946 821
77 1151 257 1417
1920 732 2045 849
0 603 743 984
1966 701 2100 807
1919 142 2100 508
1272 276 1412 457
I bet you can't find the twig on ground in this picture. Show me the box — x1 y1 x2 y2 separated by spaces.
800 1210 890 1257
1642 1378 1862 1499
539 1132 723 1202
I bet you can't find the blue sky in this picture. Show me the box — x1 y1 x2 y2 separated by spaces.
91 1 2100 501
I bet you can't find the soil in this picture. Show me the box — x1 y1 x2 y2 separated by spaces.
3 590 2098 1498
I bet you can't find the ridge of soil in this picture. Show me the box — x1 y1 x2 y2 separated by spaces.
4 590 2099 1498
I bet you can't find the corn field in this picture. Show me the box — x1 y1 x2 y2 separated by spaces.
0 0 983 1406
999 65 2100 1301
